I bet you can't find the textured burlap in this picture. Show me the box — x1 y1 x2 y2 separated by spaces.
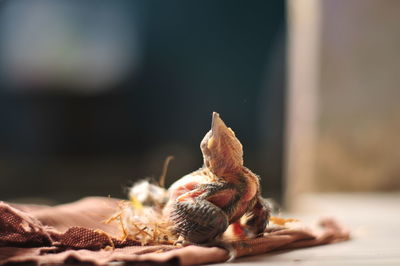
0 197 350 265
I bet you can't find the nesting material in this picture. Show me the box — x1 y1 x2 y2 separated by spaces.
107 180 176 246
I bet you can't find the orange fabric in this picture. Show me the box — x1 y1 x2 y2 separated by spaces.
0 197 350 265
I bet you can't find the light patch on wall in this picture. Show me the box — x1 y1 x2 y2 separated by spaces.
0 0 141 94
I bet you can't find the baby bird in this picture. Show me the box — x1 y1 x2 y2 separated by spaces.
164 112 270 244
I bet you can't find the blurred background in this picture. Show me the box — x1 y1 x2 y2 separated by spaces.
0 0 286 203
285 2 400 261
1 0 399 208
285 0 400 209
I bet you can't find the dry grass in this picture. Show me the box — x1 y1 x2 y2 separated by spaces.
106 201 178 246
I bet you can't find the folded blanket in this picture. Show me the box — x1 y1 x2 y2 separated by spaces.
0 197 350 265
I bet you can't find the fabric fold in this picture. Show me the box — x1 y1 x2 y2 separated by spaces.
0 197 350 265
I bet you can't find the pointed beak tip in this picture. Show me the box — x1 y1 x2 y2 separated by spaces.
211 112 228 135
212 111 220 120
211 112 220 129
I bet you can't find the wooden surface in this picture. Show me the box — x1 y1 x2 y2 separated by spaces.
212 193 400 265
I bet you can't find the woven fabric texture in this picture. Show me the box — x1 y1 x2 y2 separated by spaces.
0 197 350 265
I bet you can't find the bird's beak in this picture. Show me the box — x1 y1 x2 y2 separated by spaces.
211 112 226 138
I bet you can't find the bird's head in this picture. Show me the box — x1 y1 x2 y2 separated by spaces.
200 112 244 177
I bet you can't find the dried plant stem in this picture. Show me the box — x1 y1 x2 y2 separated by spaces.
159 156 174 188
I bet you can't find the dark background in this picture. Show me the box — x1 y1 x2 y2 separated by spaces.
0 0 286 204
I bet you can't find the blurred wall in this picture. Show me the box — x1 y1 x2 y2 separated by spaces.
316 0 400 191
0 0 286 203
286 0 400 208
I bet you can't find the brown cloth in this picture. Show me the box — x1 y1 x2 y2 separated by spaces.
0 197 350 265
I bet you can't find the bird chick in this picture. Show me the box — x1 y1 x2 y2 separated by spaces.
164 112 270 244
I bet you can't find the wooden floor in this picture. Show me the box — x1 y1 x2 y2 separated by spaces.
212 193 400 266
